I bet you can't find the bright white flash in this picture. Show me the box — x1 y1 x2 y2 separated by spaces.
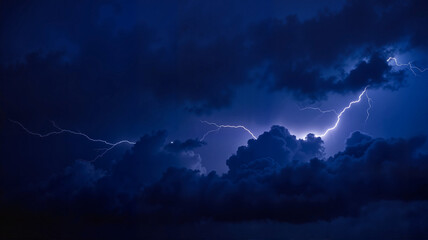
9 119 136 161
200 120 257 141
387 57 428 75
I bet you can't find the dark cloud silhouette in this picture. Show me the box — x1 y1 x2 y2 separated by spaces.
36 160 106 203
107 131 206 194
226 126 324 179
1 126 428 238
1 0 426 114
164 139 206 153
4 127 428 223
335 52 406 92
141 128 428 224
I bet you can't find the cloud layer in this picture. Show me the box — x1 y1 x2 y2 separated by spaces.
142 128 428 223
3 127 427 225
2 0 426 116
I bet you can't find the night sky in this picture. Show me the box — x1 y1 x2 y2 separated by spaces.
1 0 428 239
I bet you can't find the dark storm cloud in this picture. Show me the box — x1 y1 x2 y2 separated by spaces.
37 160 106 202
258 52 406 100
106 131 206 194
164 139 206 153
140 129 428 223
1 0 426 115
0 131 205 228
226 126 324 178
337 52 405 91
5 126 427 226
247 0 425 99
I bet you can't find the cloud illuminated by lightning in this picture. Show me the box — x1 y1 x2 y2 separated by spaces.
12 56 427 157
199 57 427 141
201 86 372 141
200 120 257 141
387 57 428 75
9 119 135 161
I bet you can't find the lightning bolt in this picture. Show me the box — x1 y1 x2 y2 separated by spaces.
9 119 136 162
365 90 372 123
200 120 257 141
202 57 427 140
299 107 339 115
314 86 369 138
200 86 373 141
387 57 428 75
301 87 372 131
12 57 426 154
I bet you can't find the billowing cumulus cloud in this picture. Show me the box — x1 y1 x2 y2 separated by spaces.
141 128 428 223
226 126 324 179
4 127 428 225
106 131 206 194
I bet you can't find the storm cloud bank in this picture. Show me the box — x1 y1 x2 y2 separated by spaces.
1 0 426 116
3 126 427 228
142 127 428 223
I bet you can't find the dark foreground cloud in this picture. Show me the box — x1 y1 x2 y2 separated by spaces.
107 131 206 194
142 128 428 223
1 0 426 115
2 126 428 237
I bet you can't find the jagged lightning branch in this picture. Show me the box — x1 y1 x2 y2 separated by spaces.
365 90 372 123
300 86 372 130
200 57 427 140
200 120 257 141
202 87 372 141
9 119 136 162
293 57 427 138
12 56 427 154
387 57 428 75
299 106 339 115
314 86 369 137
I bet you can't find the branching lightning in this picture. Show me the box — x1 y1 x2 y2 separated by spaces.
293 57 427 138
200 85 373 141
365 90 372 123
200 120 257 141
9 119 136 161
300 86 372 136
12 56 427 157
314 86 369 137
387 57 428 75
299 107 339 115
197 57 427 140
